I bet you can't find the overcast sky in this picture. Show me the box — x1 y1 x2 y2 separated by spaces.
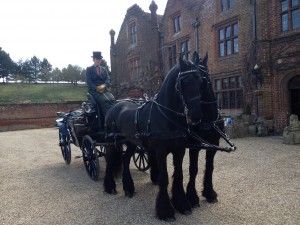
0 0 167 69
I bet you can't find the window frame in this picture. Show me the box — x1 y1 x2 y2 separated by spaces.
221 0 234 12
172 15 182 33
214 75 244 110
128 57 140 80
180 39 191 60
281 0 300 32
218 22 238 57
168 44 177 70
129 22 137 45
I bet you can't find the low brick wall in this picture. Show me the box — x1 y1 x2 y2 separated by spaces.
0 102 82 132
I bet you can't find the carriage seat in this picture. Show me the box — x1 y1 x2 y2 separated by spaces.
86 93 104 130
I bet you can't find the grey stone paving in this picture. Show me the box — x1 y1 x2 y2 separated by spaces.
0 128 299 225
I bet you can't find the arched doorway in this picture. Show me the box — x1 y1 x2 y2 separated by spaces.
288 75 300 120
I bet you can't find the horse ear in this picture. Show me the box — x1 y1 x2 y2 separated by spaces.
203 52 208 67
192 51 200 66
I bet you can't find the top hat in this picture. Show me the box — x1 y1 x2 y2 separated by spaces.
92 51 103 59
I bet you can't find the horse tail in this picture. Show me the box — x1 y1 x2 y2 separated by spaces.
105 145 123 178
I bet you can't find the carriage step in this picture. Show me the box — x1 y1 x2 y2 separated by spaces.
75 155 83 159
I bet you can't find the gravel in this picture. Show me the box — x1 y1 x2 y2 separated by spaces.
0 128 299 225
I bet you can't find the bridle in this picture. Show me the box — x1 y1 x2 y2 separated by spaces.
151 63 204 127
175 68 203 126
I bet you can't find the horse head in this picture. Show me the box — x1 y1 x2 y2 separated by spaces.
192 52 219 122
174 53 204 126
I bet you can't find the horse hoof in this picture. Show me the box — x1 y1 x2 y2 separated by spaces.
164 216 176 222
207 198 218 203
193 203 200 208
183 210 192 215
125 191 133 198
111 189 118 195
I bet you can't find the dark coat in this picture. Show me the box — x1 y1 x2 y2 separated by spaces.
86 65 111 92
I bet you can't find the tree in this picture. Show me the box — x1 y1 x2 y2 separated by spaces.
29 56 41 81
101 58 111 75
40 58 52 82
0 48 16 83
61 64 83 85
80 68 86 82
51 67 62 83
18 59 35 83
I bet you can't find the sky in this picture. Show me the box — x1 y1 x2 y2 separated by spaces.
0 0 168 69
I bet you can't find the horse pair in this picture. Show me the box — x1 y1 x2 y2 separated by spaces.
103 52 224 221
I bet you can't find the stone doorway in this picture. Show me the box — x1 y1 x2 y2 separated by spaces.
288 75 300 120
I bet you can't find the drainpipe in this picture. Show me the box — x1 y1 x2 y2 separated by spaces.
252 0 260 119
253 0 257 40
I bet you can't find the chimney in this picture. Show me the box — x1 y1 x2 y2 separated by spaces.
109 29 115 47
149 1 158 25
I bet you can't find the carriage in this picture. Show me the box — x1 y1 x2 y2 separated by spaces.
56 93 150 181
57 52 237 221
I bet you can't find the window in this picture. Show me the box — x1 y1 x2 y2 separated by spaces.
168 44 177 69
218 23 238 57
129 58 140 80
281 0 300 31
173 15 182 33
221 0 234 11
180 40 190 60
129 23 137 45
215 75 243 109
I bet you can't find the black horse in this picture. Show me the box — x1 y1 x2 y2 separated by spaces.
104 52 205 221
185 53 236 207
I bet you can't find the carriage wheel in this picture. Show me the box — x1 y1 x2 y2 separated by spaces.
133 147 150 172
81 135 100 181
59 131 71 164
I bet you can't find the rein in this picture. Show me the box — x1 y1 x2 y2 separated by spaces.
133 68 203 140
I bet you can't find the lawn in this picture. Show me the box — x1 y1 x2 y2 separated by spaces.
0 83 88 104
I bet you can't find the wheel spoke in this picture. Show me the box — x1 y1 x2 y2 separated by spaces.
141 155 146 169
134 154 140 163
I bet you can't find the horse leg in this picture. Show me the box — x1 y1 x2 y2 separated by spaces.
186 148 200 207
104 145 122 195
122 143 135 198
155 149 175 221
202 150 218 203
171 148 192 215
148 151 159 185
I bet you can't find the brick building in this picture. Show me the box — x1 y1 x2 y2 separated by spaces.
110 0 300 132
109 2 163 98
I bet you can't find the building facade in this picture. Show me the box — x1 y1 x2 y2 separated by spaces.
109 2 162 98
110 0 300 132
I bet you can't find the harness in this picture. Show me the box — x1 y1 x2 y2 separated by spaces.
106 63 236 152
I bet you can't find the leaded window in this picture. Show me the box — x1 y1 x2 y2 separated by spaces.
219 23 238 57
281 0 300 31
215 75 244 109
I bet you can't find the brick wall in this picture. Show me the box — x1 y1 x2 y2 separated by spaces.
110 4 161 99
110 0 300 132
0 102 82 132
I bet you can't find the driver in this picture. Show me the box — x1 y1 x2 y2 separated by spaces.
86 51 115 115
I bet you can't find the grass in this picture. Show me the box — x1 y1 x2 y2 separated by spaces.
0 83 88 104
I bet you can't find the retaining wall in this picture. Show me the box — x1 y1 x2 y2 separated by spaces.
0 102 82 132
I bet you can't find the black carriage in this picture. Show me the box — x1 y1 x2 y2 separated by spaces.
57 93 150 181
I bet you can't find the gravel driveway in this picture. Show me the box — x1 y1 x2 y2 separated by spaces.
0 128 299 225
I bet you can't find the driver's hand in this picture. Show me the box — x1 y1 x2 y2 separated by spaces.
96 84 106 93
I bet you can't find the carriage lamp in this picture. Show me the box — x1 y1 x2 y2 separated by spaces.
252 64 263 88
